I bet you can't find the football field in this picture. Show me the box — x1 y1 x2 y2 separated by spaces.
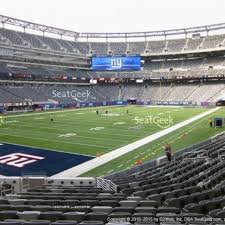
0 106 224 177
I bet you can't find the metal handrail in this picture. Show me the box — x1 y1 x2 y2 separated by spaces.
0 182 14 198
182 150 209 161
218 148 225 160
96 178 117 192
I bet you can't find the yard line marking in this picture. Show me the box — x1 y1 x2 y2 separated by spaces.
1 126 125 143
4 120 18 124
51 107 220 178
0 133 114 149
107 169 115 174
5 123 139 138
58 133 77 138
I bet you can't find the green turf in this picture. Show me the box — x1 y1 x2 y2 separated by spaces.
0 105 222 177
82 108 225 177
0 106 206 155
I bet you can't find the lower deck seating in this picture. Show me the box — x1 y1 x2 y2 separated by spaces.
1 134 225 224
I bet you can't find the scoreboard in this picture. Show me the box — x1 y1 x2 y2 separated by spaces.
91 56 141 71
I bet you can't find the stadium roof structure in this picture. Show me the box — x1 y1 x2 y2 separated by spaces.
81 23 225 39
0 15 80 39
1 14 225 39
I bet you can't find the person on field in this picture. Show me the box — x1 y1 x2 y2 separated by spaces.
96 110 99 115
209 118 213 127
165 144 172 163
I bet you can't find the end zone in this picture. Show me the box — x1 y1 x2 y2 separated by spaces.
0 143 94 176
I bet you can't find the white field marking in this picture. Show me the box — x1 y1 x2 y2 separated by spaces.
211 131 225 139
4 105 121 118
133 155 141 159
128 125 144 131
41 116 132 128
41 114 125 122
58 133 77 138
57 115 67 117
51 107 220 178
0 132 113 149
89 127 104 131
113 122 126 125
4 120 18 124
34 117 45 120
117 164 123 168
76 112 85 115
126 159 132 163
1 126 127 143
5 122 138 138
129 107 188 119
146 105 185 108
44 119 134 134
3 124 124 143
102 113 123 117
106 169 114 174
15 107 197 133
17 111 141 133
54 120 134 132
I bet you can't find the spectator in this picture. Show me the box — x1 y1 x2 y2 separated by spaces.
165 144 172 162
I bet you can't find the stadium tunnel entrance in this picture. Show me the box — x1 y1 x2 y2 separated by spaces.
128 99 137 105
